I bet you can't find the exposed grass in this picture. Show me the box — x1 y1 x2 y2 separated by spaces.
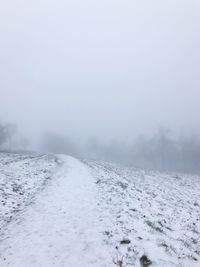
120 239 131 245
139 255 152 266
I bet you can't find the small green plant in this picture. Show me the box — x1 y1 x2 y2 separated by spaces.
139 255 152 266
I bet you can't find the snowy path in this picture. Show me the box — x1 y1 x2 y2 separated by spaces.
0 156 111 267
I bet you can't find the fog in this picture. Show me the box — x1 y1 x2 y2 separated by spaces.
0 1 200 172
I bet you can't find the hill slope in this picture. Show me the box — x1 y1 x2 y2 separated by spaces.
0 152 199 266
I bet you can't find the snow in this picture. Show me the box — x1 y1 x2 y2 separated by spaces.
0 155 112 267
0 152 58 232
86 160 200 266
0 152 199 266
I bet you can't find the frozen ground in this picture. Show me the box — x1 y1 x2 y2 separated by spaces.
0 152 58 232
0 152 199 266
85 160 200 266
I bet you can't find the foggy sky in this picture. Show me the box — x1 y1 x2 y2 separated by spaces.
0 0 200 143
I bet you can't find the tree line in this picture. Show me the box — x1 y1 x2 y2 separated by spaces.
0 123 29 151
1 122 200 174
40 128 200 174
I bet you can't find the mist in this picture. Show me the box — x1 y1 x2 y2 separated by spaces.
1 0 200 172
1 2 200 265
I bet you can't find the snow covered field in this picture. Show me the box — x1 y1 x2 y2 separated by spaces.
0 152 199 266
0 152 58 233
86 160 200 266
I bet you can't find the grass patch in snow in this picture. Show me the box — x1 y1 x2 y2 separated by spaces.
139 255 152 266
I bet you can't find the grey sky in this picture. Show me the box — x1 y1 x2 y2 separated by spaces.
0 0 200 142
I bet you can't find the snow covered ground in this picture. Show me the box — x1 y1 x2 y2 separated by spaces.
0 152 199 266
85 160 200 267
0 152 58 233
